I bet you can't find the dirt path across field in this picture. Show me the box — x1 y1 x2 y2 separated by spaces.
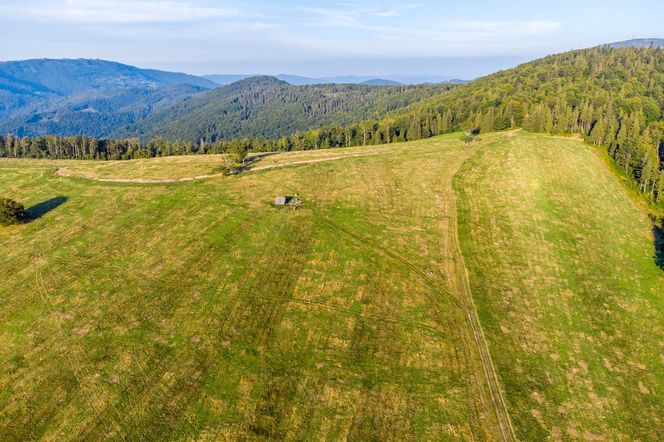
53 152 384 184
447 149 517 441
304 144 516 441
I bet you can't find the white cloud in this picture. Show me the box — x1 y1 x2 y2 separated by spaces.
296 6 561 47
0 0 566 71
299 4 420 29
0 0 241 24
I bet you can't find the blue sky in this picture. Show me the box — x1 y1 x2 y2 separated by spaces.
0 0 662 78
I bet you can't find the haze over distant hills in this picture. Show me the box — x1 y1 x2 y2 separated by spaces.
608 38 664 48
0 59 215 96
202 74 461 86
0 59 219 137
1 41 661 140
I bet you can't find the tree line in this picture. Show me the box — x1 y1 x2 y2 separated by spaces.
2 47 663 206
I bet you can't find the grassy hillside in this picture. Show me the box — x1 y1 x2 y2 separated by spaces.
377 47 664 206
0 134 504 440
212 47 663 207
0 132 662 439
455 132 664 440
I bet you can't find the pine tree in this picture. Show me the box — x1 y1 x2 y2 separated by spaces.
589 118 606 145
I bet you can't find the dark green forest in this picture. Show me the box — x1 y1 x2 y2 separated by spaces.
2 47 663 205
111 76 454 142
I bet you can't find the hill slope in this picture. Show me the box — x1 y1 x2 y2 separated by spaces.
284 46 664 206
421 46 664 204
0 61 454 141
0 59 215 96
204 74 410 86
361 79 402 86
0 134 503 440
455 132 664 440
0 132 661 439
0 84 207 138
0 59 216 136
114 76 454 142
3 47 664 214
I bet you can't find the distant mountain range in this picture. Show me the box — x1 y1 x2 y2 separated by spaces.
202 74 461 86
361 79 402 86
0 59 217 137
0 58 215 96
0 59 455 139
607 38 664 48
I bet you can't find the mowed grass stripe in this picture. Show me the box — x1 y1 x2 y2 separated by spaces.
454 132 664 440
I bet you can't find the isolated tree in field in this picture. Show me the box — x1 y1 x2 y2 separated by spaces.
0 198 26 226
227 139 248 165
216 140 250 175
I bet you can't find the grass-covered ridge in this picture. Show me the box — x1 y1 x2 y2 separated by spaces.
4 48 663 212
455 132 664 440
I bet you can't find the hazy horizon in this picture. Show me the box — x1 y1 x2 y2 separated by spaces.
1 0 662 79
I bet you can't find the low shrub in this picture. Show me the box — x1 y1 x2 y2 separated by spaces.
0 198 26 226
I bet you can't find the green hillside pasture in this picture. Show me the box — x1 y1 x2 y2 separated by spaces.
46 142 409 182
454 132 664 440
0 134 504 440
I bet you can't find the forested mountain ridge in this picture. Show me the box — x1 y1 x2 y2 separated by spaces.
0 59 454 140
0 59 217 136
112 76 455 142
0 59 215 96
203 74 432 86
0 84 207 138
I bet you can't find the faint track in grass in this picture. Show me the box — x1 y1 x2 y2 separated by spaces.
32 254 129 439
309 204 463 312
309 146 516 440
53 151 387 184
56 248 454 344
448 148 516 441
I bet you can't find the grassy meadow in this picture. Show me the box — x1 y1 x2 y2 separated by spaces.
0 134 504 440
455 132 664 440
0 131 662 440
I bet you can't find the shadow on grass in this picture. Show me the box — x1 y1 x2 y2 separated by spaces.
245 151 278 166
26 196 68 221
655 222 664 270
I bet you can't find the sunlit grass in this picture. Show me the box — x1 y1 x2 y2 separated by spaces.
1 131 661 440
455 132 664 440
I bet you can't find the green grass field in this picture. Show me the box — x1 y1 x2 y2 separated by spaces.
0 132 662 440
455 132 664 440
